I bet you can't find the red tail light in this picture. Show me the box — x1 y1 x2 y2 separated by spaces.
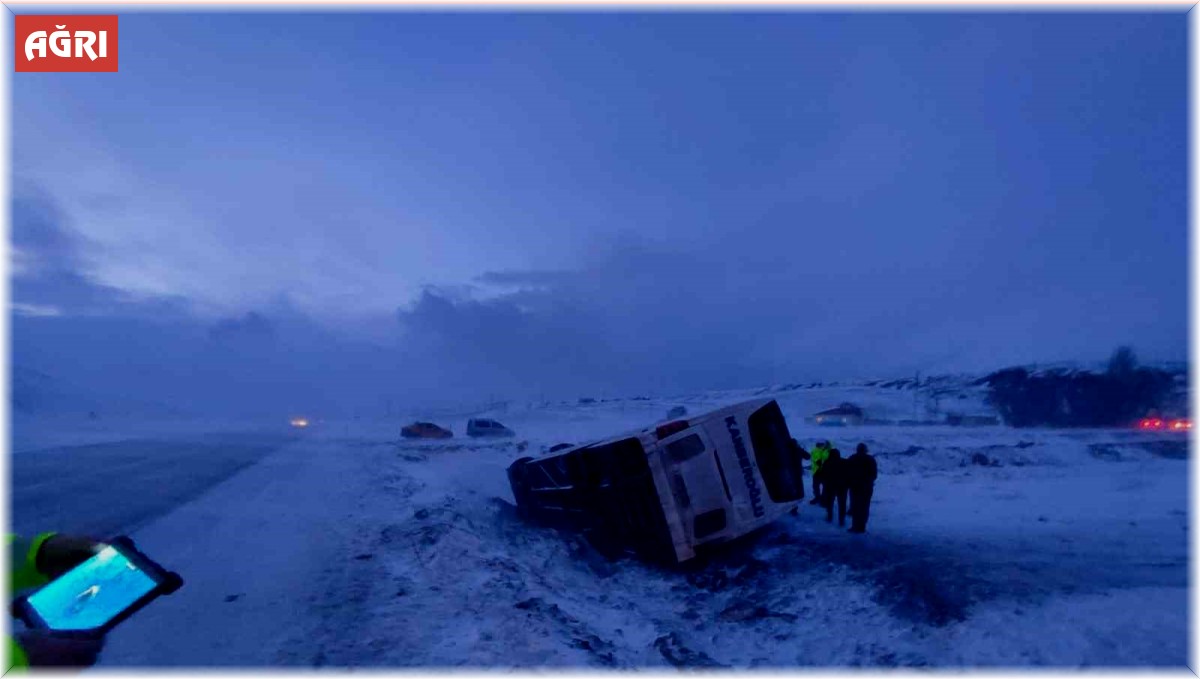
656 420 689 439
1138 418 1179 431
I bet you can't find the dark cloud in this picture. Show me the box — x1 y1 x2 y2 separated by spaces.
10 175 1188 419
11 187 84 268
8 189 403 416
395 216 1188 399
399 241 815 397
10 186 160 317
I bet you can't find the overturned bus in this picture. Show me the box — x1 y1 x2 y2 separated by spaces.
505 399 805 565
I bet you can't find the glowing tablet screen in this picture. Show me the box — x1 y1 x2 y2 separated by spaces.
26 546 158 630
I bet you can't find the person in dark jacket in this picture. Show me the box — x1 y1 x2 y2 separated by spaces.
789 438 809 502
820 449 848 526
845 443 878 534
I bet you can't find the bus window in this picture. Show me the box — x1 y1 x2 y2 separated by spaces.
666 434 706 463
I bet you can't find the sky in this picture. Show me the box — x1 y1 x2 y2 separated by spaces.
10 10 1189 417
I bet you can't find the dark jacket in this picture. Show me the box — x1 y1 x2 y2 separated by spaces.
787 441 807 489
821 455 848 493
845 451 878 488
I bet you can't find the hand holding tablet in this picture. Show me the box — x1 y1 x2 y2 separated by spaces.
13 536 184 634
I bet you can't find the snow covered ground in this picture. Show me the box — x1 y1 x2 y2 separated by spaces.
10 384 1189 668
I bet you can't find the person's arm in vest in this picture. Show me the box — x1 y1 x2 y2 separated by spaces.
9 532 58 672
9 533 56 593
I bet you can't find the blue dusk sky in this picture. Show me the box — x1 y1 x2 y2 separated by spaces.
10 10 1187 415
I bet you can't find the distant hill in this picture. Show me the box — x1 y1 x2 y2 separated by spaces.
979 357 1187 428
12 366 98 415
12 366 186 419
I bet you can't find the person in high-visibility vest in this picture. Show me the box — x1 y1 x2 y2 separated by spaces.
808 441 831 505
8 532 106 671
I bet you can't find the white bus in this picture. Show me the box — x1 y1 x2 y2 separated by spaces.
506 398 805 564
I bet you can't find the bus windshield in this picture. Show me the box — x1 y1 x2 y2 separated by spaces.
747 401 803 503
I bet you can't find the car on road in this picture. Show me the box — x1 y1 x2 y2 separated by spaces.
1138 416 1191 432
401 422 453 439
467 418 515 438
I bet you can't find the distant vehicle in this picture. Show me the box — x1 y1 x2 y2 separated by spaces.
507 398 805 565
667 406 688 419
1138 417 1191 432
401 422 453 439
467 418 515 438
290 417 310 429
813 402 865 427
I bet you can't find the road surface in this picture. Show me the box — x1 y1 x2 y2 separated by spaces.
12 433 294 538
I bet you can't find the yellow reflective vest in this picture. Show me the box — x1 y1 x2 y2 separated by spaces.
7 532 57 672
810 445 830 475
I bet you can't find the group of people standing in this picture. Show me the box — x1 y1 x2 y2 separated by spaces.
791 439 878 533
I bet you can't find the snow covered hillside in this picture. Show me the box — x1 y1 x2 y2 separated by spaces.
10 382 1189 668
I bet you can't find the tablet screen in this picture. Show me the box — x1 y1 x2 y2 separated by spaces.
26 545 158 630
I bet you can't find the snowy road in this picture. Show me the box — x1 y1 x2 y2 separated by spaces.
96 435 396 666
11 433 294 538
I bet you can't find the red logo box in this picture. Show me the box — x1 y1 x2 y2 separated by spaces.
16 15 118 72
